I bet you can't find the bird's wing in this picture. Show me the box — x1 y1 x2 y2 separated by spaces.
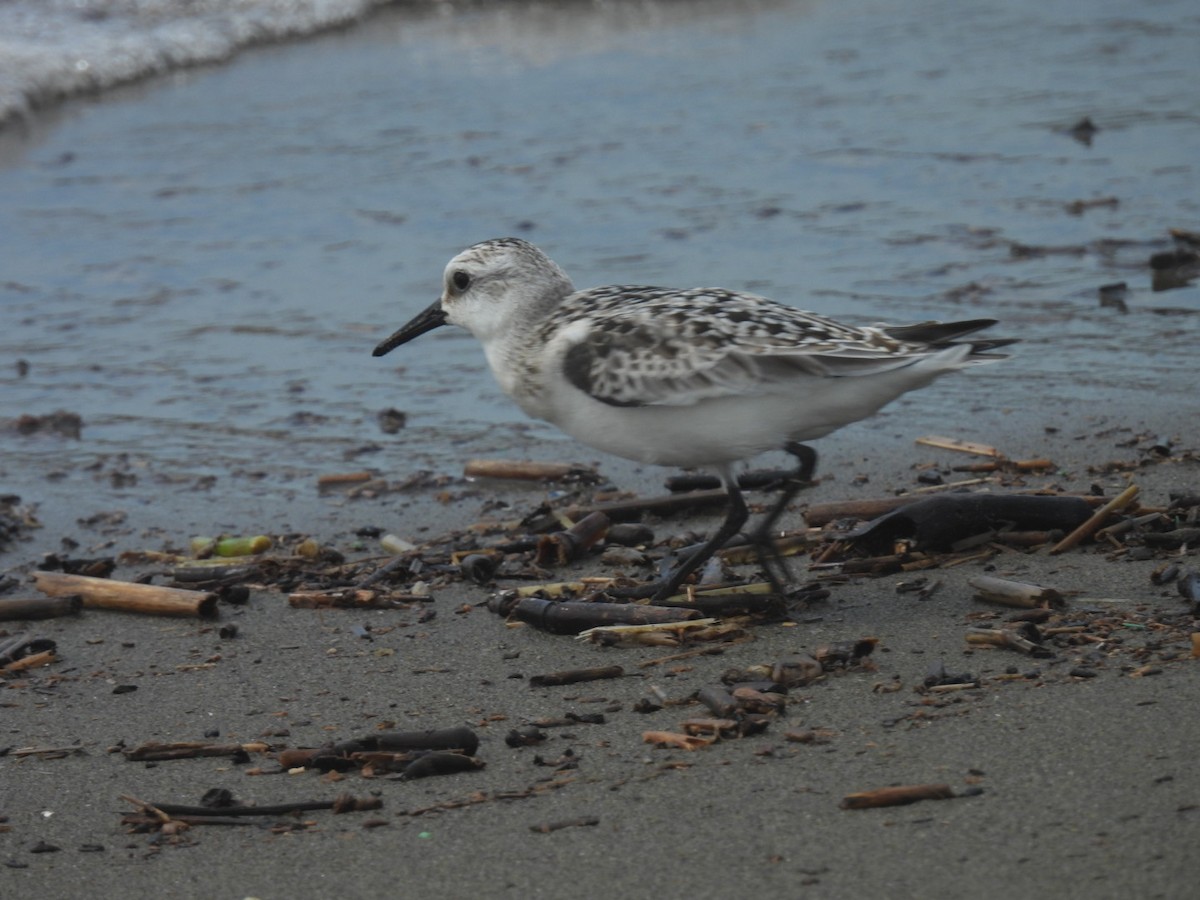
550 287 939 408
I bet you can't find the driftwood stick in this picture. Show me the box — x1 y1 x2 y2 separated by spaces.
529 665 625 687
33 571 217 618
464 459 595 482
914 436 1001 457
840 783 956 809
969 576 1065 609
122 741 271 761
1049 484 1141 555
123 794 381 818
1 649 57 672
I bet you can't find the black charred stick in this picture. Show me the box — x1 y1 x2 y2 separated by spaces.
848 494 1095 554
327 726 480 758
123 741 271 761
131 794 382 817
0 596 82 621
803 496 920 528
529 665 625 687
664 591 782 617
401 752 486 780
1143 528 1200 549
511 597 701 635
375 726 480 756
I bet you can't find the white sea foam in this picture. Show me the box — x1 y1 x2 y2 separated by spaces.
0 0 401 126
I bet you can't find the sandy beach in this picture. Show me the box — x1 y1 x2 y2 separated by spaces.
2 1 1198 897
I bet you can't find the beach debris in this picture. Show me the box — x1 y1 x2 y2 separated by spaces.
0 595 81 621
969 576 1065 610
377 407 407 433
3 410 82 439
32 571 218 618
840 783 958 810
9 743 85 760
273 727 482 780
0 633 56 673
529 665 625 687
1049 484 1140 554
846 493 1094 554
530 816 600 834
914 435 1002 457
579 618 736 648
317 470 375 489
536 511 610 565
189 535 272 558
287 588 426 609
120 792 382 833
965 625 1049 656
122 741 271 762
464 458 599 483
1150 229 1200 292
1 495 40 552
509 597 703 635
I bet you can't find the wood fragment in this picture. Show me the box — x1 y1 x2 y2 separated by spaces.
536 511 610 566
1049 484 1141 554
642 731 715 751
464 459 595 482
840 783 956 809
915 435 1001 457
952 458 1055 473
529 665 624 687
317 471 375 487
122 740 270 761
1 649 56 672
33 571 217 618
964 627 1042 654
969 576 1065 609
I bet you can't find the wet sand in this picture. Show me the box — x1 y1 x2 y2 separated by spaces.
3 402 1199 899
2 0 1199 897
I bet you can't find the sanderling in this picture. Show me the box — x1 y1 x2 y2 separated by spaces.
374 237 1012 600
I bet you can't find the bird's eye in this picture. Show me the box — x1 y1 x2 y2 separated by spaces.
451 270 471 292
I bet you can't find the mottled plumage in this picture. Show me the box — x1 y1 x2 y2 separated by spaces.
374 238 1013 600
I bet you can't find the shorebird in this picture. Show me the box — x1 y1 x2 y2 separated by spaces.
374 238 1011 600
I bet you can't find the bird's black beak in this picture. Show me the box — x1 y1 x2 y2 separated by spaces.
372 299 448 357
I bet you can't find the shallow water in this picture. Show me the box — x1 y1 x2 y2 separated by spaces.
1 0 1197 518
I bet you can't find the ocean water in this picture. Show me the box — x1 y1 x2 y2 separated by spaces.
0 0 394 126
0 0 1197 519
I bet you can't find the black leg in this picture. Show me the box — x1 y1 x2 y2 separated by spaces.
745 442 818 595
651 482 749 602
